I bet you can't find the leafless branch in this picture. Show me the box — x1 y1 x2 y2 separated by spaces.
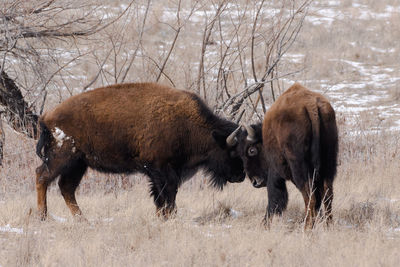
221 0 312 120
121 0 152 83
156 0 182 82
83 47 114 91
196 1 227 99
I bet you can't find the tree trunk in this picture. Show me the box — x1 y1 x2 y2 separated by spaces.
0 70 39 140
0 118 3 166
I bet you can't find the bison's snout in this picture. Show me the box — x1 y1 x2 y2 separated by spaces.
249 176 266 188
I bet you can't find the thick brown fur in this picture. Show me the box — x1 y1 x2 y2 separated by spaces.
35 82 245 220
236 83 338 229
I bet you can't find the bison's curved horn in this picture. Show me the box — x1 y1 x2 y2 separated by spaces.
245 125 256 142
226 126 241 146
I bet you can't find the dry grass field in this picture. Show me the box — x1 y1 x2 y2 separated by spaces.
1 0 400 266
0 124 399 266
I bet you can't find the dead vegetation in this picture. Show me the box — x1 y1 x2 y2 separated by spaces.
1 0 400 266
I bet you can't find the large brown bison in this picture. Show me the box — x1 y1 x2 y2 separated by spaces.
35 82 245 220
234 83 338 229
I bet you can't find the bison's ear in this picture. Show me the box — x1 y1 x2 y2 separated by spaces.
212 130 228 149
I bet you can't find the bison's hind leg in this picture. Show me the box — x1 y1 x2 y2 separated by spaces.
35 158 75 220
287 159 322 230
321 179 334 225
35 142 83 221
58 159 87 220
36 164 55 221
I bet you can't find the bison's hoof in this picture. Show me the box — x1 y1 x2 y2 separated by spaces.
262 217 271 230
38 211 47 221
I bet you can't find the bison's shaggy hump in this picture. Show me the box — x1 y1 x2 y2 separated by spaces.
35 82 245 221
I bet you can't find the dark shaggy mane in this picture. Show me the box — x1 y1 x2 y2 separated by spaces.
187 93 237 134
188 94 241 190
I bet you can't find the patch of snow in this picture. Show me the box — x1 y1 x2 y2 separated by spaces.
348 3 394 20
284 53 305 64
349 41 356 47
352 3 366 8
359 11 391 20
0 224 23 234
306 16 335 26
387 227 400 240
370 46 396 53
338 219 355 229
307 5 345 26
327 0 340 6
379 197 400 203
386 5 400 13
50 213 67 223
323 83 365 92
200 229 214 238
336 105 368 113
103 217 114 223
222 224 232 229
387 77 400 83
371 73 391 81
229 208 242 219
327 59 399 90
54 127 66 140
52 127 72 148
316 8 344 19
340 59 367 72
341 94 386 106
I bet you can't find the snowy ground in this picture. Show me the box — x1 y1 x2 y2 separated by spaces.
281 0 400 132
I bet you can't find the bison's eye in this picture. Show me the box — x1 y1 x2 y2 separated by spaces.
230 150 238 157
247 146 258 157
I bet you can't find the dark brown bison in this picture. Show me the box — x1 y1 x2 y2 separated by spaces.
234 83 338 229
35 82 245 220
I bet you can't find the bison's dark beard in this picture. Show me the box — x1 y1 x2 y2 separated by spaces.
207 171 227 190
203 160 232 190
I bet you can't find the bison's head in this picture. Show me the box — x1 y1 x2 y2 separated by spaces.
234 124 267 188
206 126 246 189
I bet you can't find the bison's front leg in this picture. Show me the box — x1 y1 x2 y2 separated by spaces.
148 167 179 220
151 181 178 220
160 166 179 219
264 174 288 228
162 181 178 219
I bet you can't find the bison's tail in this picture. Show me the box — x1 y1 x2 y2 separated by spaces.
36 121 52 162
305 103 321 178
319 104 338 183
